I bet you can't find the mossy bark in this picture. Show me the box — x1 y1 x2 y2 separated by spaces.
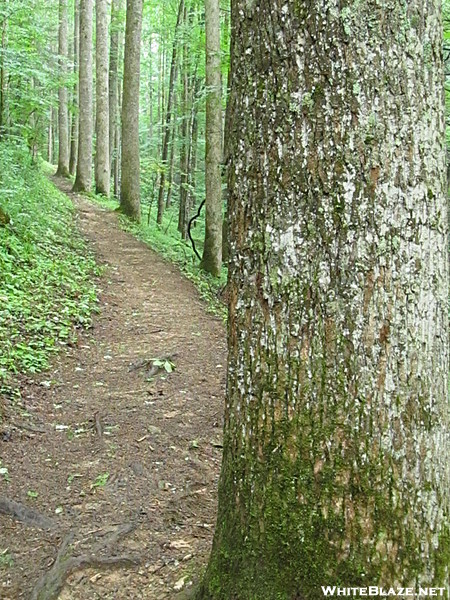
197 1 449 598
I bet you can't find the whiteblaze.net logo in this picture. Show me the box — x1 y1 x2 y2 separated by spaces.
321 587 447 597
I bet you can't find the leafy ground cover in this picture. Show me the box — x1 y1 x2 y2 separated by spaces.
0 142 99 391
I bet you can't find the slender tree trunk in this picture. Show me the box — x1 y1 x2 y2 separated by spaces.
73 0 93 192
156 0 184 224
165 114 176 208
95 0 110 195
52 98 58 164
148 33 153 144
108 0 120 172
113 67 122 198
197 2 449 598
120 0 142 220
157 35 162 150
47 107 53 163
177 4 189 237
56 0 70 176
69 0 79 175
201 0 222 276
188 85 199 207
69 4 79 174
221 66 231 264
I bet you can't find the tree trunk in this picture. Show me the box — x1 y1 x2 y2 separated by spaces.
188 86 199 207
95 0 110 195
156 0 184 225
120 0 142 220
73 0 93 192
165 113 176 209
177 4 189 237
197 1 449 598
56 0 70 176
47 106 53 163
69 0 79 175
148 33 153 144
113 72 122 198
52 98 58 164
221 66 231 263
108 0 120 173
201 0 222 276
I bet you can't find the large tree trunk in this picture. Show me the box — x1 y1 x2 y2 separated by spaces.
95 0 110 195
73 0 93 192
119 0 142 220
197 1 449 598
156 0 184 225
201 0 222 276
69 0 79 176
56 0 70 177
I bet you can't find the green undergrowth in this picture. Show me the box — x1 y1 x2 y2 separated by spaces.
87 193 228 320
0 141 99 391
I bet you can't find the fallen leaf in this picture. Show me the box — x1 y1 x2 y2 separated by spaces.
174 576 187 592
169 540 191 550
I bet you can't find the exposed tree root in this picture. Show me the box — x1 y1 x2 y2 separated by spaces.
0 496 57 530
30 522 140 600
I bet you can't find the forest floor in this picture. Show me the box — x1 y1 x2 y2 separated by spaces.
0 176 226 600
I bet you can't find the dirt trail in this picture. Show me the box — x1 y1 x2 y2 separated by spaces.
0 177 226 599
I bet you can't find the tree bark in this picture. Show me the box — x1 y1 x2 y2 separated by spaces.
165 113 176 209
108 0 120 173
56 0 70 177
119 0 142 220
156 0 184 225
177 3 189 237
201 0 222 276
73 0 93 192
148 32 153 144
69 0 79 176
95 0 110 195
113 72 122 198
47 106 53 163
197 1 449 598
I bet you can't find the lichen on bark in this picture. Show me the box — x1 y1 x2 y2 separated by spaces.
197 1 449 598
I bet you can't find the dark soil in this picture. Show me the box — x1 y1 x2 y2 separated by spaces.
0 177 226 599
